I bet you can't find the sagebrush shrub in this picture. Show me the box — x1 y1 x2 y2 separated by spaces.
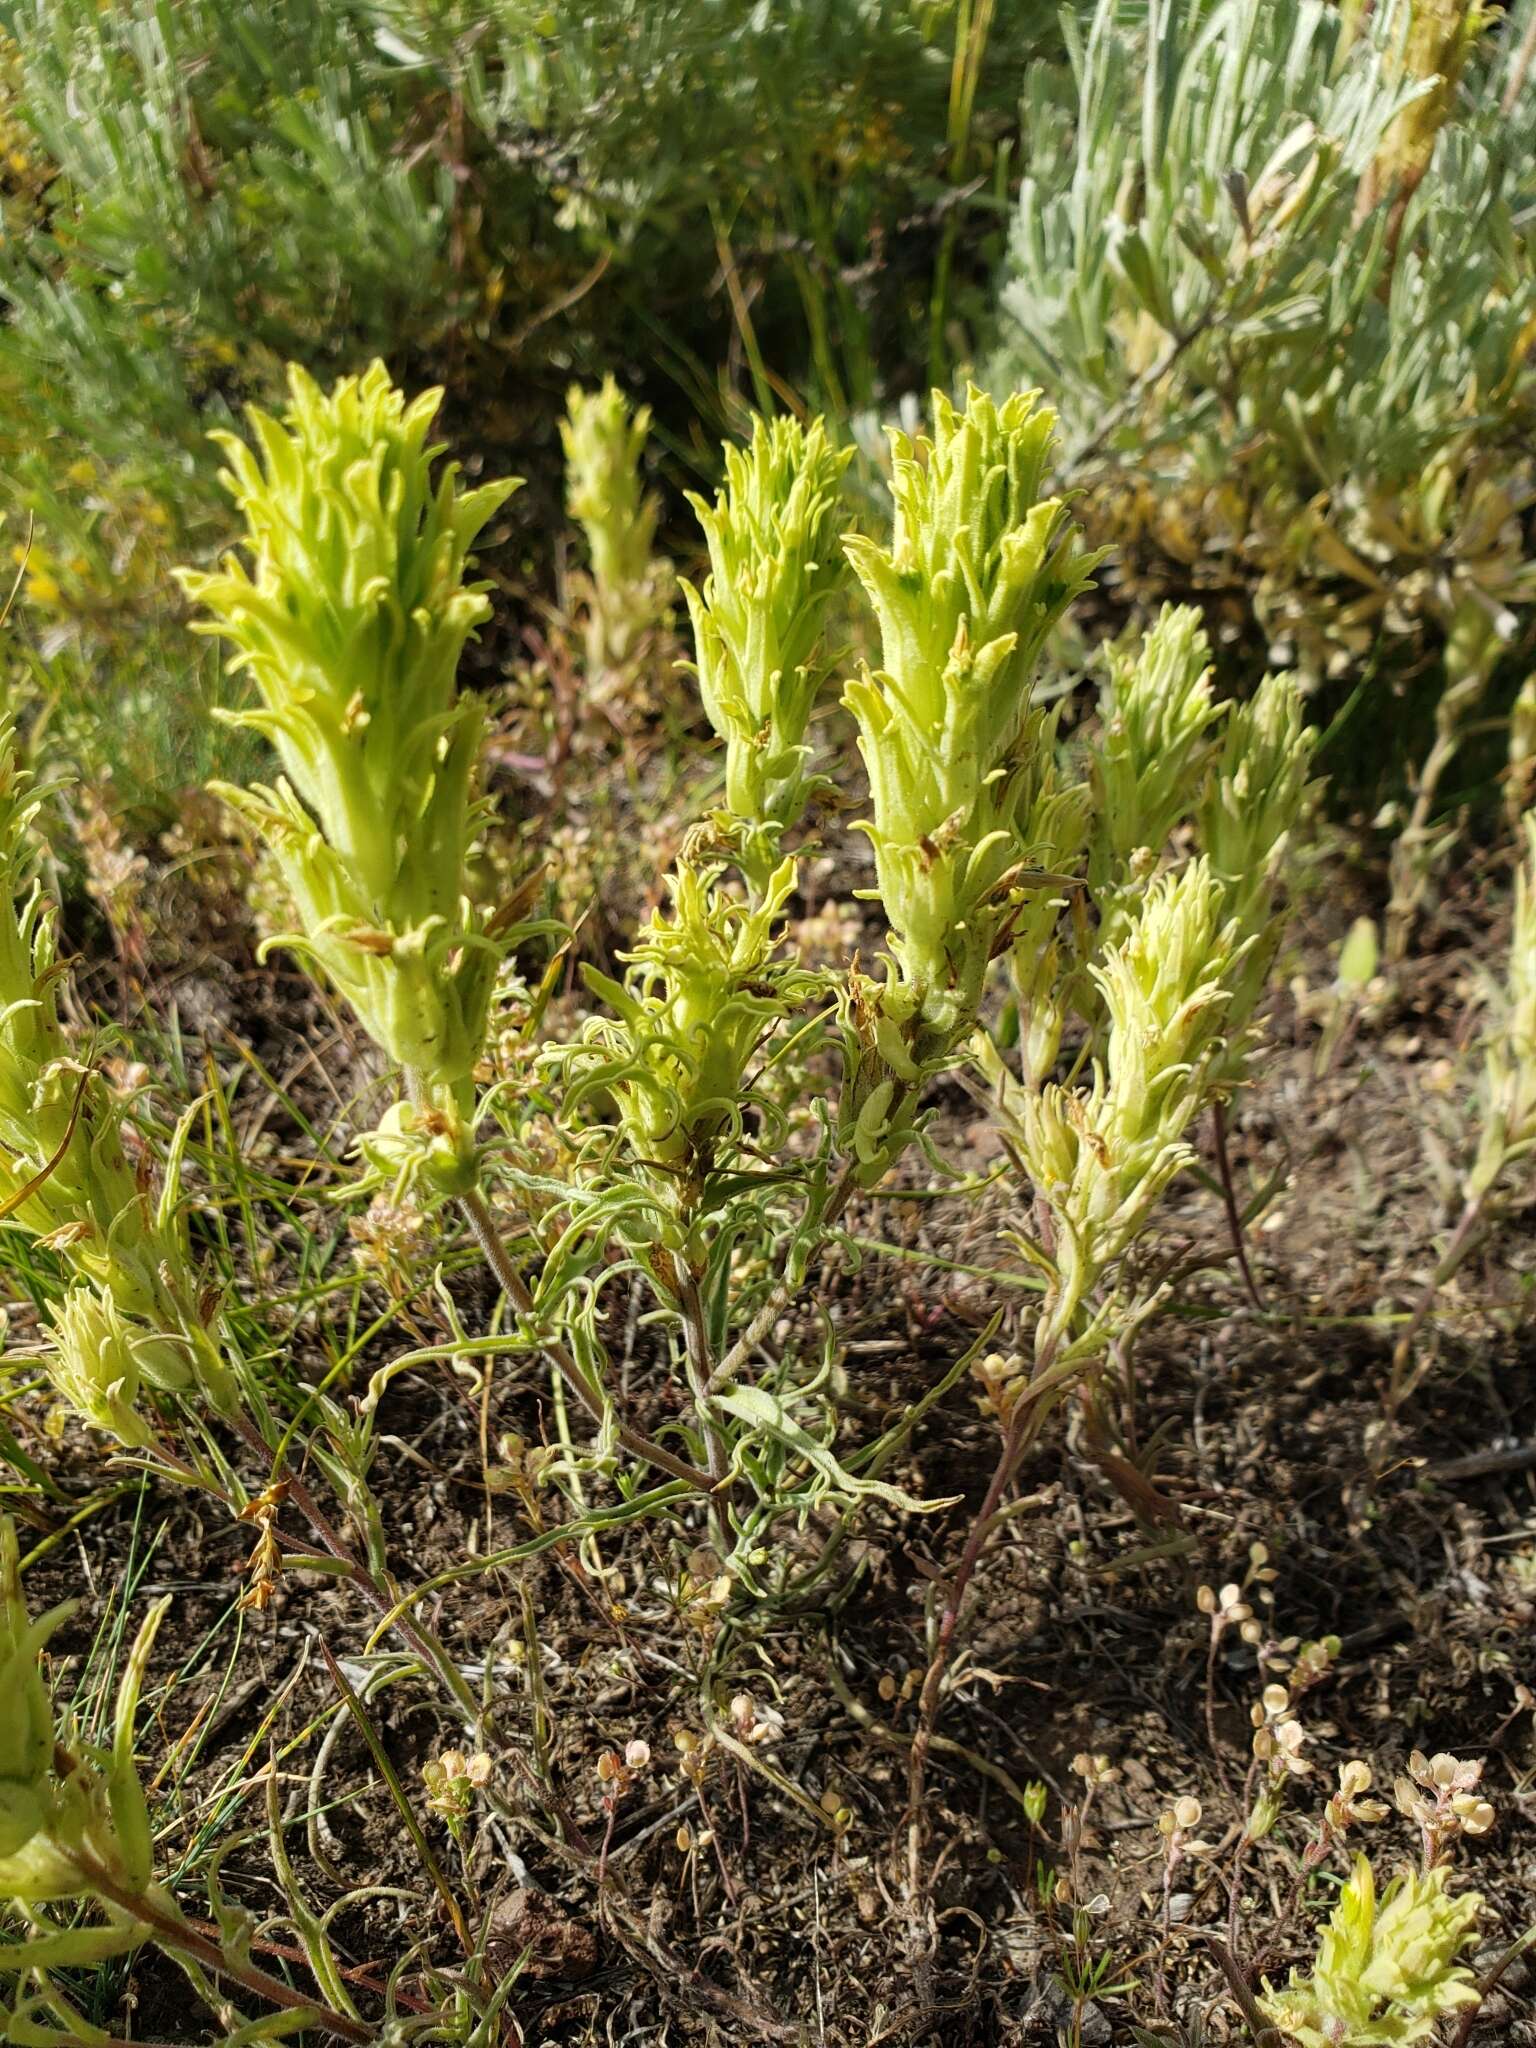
992 0 1536 951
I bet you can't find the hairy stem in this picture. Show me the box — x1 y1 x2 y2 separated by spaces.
1449 1927 1536 2048
1205 1622 1233 1801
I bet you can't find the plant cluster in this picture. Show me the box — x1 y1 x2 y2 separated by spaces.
1 2 1535 2034
5 351 1531 2045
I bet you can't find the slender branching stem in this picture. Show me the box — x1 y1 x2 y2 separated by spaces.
705 1155 863 1395
677 1264 732 1545
1212 1098 1263 1309
1206 1934 1284 2047
1386 724 1462 964
78 1857 374 2045
1063 302 1219 474
459 1184 714 1492
1386 638 1498 964
1205 1622 1233 1801
229 1410 483 1729
903 1338 1060 1946
1227 1753 1264 1952
29 2038 190 2048
1449 1928 1536 2048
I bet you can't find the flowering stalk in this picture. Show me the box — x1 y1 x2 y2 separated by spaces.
845 386 1098 1039
840 386 1099 1178
1386 597 1507 963
1010 860 1244 1364
1001 720 1092 1088
554 853 813 1255
174 367 716 1499
562 374 669 685
1087 604 1225 949
907 864 1248 1912
178 361 524 1192
1198 668 1319 1077
996 614 1313 1104
682 413 851 887
546 851 818 1505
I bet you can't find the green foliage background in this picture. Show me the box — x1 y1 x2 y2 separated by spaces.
0 0 1047 808
4 0 1536 842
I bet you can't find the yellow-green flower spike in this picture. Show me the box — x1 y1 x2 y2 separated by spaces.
1013 860 1242 1359
1006 713 1092 1087
843 386 1100 1043
1199 667 1319 1075
178 361 523 1146
42 1286 193 1449
1088 603 1225 947
683 413 852 885
1259 1854 1481 2047
563 374 667 679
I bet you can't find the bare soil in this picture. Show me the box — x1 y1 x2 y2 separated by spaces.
14 839 1536 2048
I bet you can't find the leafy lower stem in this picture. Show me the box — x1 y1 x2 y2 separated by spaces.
458 1184 714 1492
